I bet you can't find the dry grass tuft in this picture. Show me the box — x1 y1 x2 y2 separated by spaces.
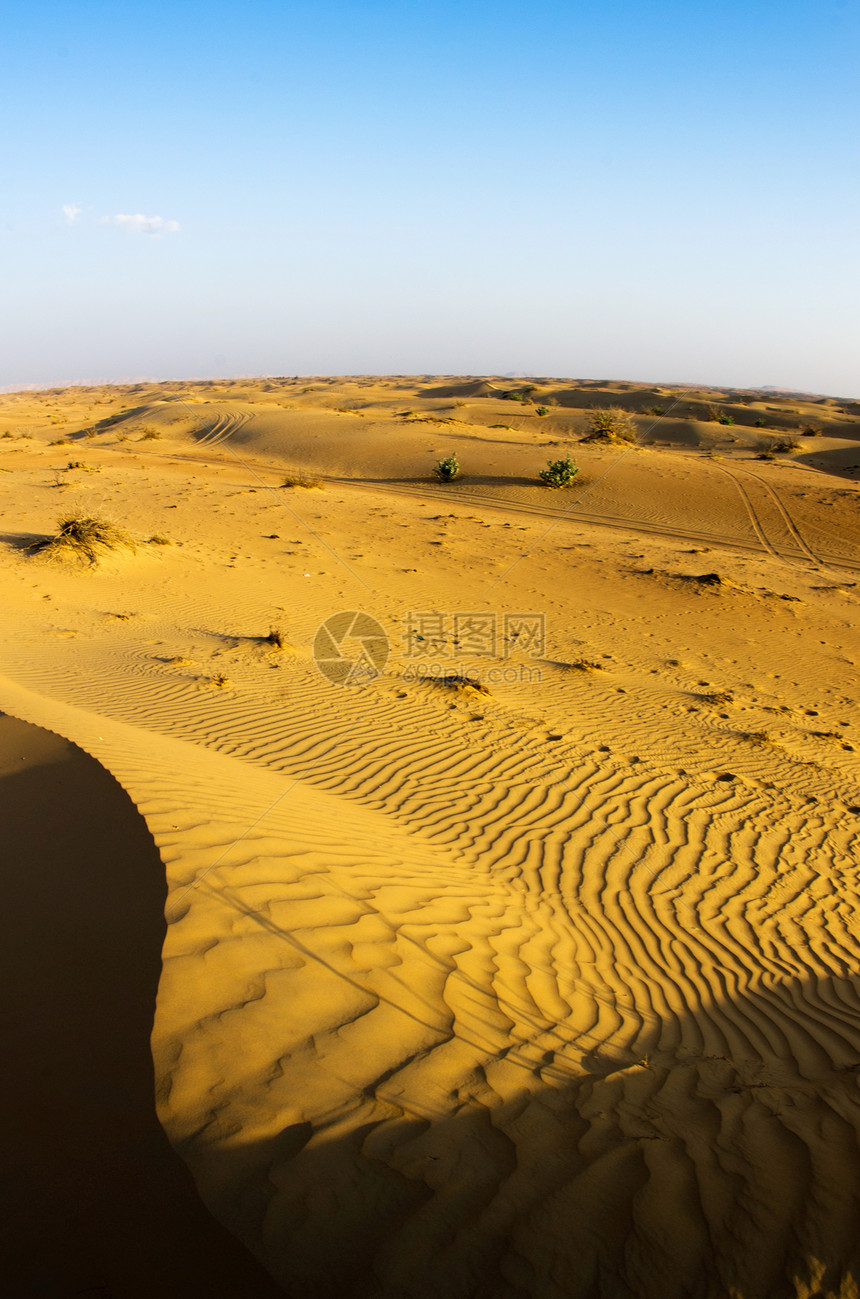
263 625 287 648
438 673 491 695
581 408 638 444
699 691 734 707
281 472 323 489
29 512 137 566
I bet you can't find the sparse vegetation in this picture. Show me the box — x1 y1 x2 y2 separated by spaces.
147 534 172 545
718 413 735 426
440 673 491 694
647 406 665 416
434 453 460 483
582 408 637 444
535 405 549 417
29 511 137 566
281 472 323 489
539 455 579 488
264 625 287 648
758 436 799 459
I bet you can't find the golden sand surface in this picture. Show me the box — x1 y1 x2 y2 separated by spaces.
2 374 860 1297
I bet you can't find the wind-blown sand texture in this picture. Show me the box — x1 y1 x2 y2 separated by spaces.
2 375 860 1297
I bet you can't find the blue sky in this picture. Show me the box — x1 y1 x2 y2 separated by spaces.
3 0 858 393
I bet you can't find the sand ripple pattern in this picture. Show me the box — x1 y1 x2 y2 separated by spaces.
3 669 860 1298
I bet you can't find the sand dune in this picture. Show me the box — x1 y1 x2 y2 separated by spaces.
2 375 860 1297
0 713 282 1297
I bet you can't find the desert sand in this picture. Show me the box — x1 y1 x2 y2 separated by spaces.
2 374 860 1298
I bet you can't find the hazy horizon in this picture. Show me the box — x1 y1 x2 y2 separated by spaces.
4 0 858 395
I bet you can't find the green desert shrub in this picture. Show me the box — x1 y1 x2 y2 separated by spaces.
539 455 579 488
536 405 549 416
434 453 460 482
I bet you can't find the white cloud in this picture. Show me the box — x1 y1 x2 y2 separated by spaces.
110 213 180 236
62 203 82 223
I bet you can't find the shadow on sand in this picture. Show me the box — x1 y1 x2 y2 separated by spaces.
0 714 285 1298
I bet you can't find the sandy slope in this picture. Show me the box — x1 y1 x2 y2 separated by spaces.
2 376 860 1297
0 714 282 1297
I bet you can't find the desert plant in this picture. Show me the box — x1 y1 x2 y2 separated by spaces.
536 405 549 416
147 534 172 545
281 472 322 489
582 408 637 444
434 453 460 482
770 436 799 453
539 455 579 488
647 406 665 416
29 512 136 566
718 414 735 426
264 625 286 648
139 427 161 440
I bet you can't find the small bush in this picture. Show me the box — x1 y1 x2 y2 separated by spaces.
582 408 637 444
281 472 322 489
754 418 766 427
139 427 161 440
535 406 549 416
770 436 800 453
29 512 136 566
539 455 579 488
434 454 460 482
718 414 735 426
147 534 172 545
647 406 665 416
264 625 286 648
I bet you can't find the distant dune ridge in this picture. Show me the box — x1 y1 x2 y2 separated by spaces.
2 376 860 1297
